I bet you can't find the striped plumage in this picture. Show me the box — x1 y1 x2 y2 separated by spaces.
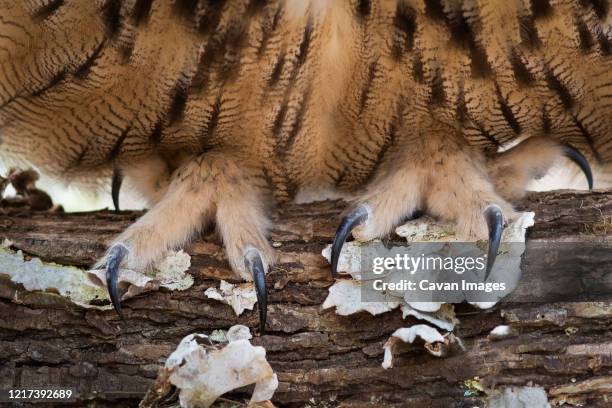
1 0 609 187
1 0 610 328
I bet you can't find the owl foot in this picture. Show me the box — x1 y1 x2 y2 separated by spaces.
100 151 273 333
330 203 505 280
104 243 268 331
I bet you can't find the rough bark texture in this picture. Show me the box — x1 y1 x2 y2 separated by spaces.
0 190 611 407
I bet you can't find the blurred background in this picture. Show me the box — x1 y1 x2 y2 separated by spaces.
0 162 147 212
0 157 597 213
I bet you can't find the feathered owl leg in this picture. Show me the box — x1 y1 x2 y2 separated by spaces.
331 124 515 280
101 151 273 332
331 163 423 277
487 136 593 202
111 153 180 211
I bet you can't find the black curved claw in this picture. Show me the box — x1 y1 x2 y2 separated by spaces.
106 245 128 318
245 249 267 333
483 205 504 281
331 205 368 278
111 167 123 212
563 144 593 190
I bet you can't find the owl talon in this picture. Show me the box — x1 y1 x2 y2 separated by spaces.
111 167 123 212
563 144 593 190
245 248 267 333
105 244 128 318
483 204 505 280
330 205 369 278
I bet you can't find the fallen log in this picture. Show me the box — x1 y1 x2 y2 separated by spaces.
0 190 611 407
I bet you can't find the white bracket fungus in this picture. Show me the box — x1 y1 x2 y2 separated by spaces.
204 280 258 316
401 304 456 332
321 213 534 315
320 276 457 331
391 324 445 344
488 325 518 341
0 241 193 310
321 213 534 367
165 325 278 408
321 240 365 278
394 212 535 244
382 324 445 369
88 249 193 302
321 279 400 316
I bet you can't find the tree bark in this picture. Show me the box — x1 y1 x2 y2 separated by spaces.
0 190 610 407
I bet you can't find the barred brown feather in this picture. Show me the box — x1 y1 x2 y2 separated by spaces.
0 0 609 188
0 1 610 307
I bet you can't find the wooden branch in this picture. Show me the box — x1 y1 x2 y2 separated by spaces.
0 190 611 407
